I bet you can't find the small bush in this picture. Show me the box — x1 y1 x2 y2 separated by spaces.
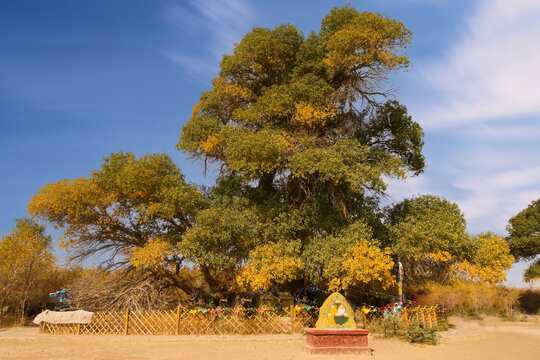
381 315 401 337
407 324 438 345
517 289 540 314
436 318 449 331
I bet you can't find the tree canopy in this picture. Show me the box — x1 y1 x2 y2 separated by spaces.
507 199 540 281
28 152 204 291
177 5 423 291
386 195 513 284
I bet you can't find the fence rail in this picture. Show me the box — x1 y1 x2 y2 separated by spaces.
39 306 439 335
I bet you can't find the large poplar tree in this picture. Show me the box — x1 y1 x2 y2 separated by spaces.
178 6 425 291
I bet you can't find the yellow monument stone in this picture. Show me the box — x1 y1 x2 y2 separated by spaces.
315 292 356 329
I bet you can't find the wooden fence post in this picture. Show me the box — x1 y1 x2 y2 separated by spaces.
290 305 295 334
403 309 409 328
420 309 426 328
432 310 438 329
77 323 81 335
124 308 130 335
176 305 181 335
362 312 367 329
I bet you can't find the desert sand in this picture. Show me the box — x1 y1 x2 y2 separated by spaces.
0 317 538 360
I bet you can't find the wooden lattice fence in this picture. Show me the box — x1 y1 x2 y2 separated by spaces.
40 306 319 335
39 306 440 335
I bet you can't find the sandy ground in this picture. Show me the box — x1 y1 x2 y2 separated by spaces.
0 317 539 360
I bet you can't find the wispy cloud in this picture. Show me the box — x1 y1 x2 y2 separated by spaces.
457 122 540 141
162 0 255 83
416 0 540 129
446 145 540 233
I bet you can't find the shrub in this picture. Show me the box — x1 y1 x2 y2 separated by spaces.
381 315 401 337
407 324 438 345
437 318 449 331
517 289 540 314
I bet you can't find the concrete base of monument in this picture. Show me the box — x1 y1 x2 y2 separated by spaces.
304 328 372 355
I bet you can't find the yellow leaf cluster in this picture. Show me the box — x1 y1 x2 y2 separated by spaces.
451 233 514 284
330 241 395 292
129 238 174 270
293 102 336 127
215 77 254 101
237 242 304 290
323 13 411 72
192 102 201 117
199 135 221 155
272 132 292 149
425 250 452 263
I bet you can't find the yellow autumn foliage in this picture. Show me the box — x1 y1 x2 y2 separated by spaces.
329 241 395 292
425 250 452 263
293 102 336 127
192 102 201 117
451 233 514 284
129 238 174 270
199 135 221 155
237 242 304 290
214 77 254 101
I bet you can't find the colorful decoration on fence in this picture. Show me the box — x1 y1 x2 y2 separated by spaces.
49 289 70 311
182 306 316 317
360 303 441 313
315 292 356 329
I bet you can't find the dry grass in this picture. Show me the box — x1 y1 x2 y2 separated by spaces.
414 281 520 316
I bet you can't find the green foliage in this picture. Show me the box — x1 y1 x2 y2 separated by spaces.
181 197 259 270
523 261 540 282
407 324 438 345
387 195 470 260
387 195 476 284
437 318 449 331
506 199 540 281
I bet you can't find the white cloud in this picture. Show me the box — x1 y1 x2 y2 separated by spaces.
385 175 435 204
449 146 540 233
458 123 540 141
162 0 255 83
416 0 540 129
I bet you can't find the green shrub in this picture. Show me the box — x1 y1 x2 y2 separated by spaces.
436 318 449 331
407 324 438 345
381 315 401 337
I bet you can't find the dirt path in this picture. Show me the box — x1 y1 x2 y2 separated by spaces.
0 317 538 359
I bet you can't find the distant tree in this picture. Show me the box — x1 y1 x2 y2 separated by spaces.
0 218 54 323
506 199 540 281
450 232 513 284
178 5 424 291
387 195 474 284
388 196 514 285
28 152 205 292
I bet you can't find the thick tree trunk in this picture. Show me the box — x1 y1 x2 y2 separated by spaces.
258 172 276 195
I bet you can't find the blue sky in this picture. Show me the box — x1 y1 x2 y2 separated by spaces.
1 0 539 287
